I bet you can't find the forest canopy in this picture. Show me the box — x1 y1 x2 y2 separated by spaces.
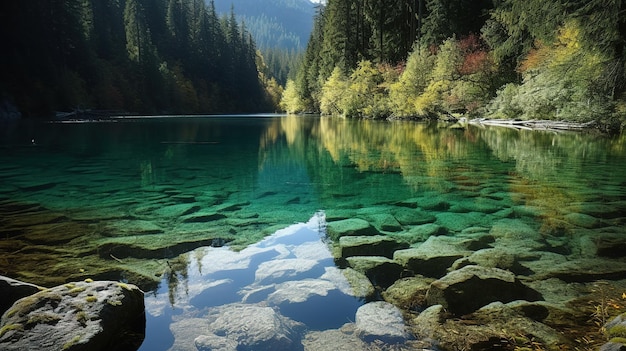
282 0 626 132
0 0 280 116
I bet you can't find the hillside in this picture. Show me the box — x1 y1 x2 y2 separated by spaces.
0 0 275 117
212 0 316 50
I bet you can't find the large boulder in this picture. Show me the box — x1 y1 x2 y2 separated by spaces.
393 236 472 278
0 280 145 351
411 302 568 351
451 247 532 275
203 304 305 351
355 301 410 343
0 276 43 316
425 265 543 316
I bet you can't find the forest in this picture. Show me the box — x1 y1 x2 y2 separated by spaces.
0 0 282 116
282 0 626 132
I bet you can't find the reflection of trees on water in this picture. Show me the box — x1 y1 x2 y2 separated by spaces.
477 127 626 234
259 116 626 232
162 253 190 307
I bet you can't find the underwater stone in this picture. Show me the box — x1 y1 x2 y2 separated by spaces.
435 212 485 233
339 235 409 259
453 248 531 275
533 258 626 282
355 301 409 343
183 212 227 223
564 212 603 229
594 234 626 258
366 213 403 232
417 197 451 211
391 207 436 226
346 256 404 289
393 236 471 278
382 276 435 311
393 223 448 244
326 218 379 240
195 334 238 351
489 218 541 240
154 203 201 218
337 268 376 299
425 265 543 316
410 304 445 340
449 198 503 214
473 302 568 347
0 280 145 351
207 304 305 351
302 328 369 351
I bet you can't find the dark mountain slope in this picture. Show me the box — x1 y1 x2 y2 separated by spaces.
212 0 316 50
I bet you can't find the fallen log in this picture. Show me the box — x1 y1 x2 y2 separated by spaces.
467 118 596 132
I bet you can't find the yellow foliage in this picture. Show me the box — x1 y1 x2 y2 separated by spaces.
280 79 304 114
415 80 450 115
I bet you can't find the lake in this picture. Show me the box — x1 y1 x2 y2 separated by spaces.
1 114 626 350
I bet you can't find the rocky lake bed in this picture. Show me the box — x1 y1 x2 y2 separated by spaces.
1 117 626 350
2 182 626 350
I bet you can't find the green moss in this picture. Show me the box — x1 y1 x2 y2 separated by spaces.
608 324 626 338
116 282 133 291
107 299 122 306
85 295 97 303
64 283 76 290
0 324 23 338
62 335 81 350
84 278 93 283
68 286 86 296
609 337 626 344
76 311 88 326
25 313 61 328
5 308 18 318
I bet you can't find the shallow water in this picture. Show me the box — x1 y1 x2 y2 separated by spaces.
1 115 626 349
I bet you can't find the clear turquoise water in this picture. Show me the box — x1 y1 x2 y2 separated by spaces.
1 115 626 349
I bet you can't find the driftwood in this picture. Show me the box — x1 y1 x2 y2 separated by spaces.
466 118 596 132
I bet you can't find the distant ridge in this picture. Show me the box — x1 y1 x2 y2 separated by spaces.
212 0 316 50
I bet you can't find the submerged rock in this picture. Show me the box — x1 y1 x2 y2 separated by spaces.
452 247 532 275
411 301 568 351
339 235 408 259
322 268 376 298
425 265 543 316
203 304 305 351
326 218 378 240
382 276 434 311
393 236 471 278
355 301 410 343
346 256 404 289
195 334 238 351
302 327 368 351
391 207 436 226
0 280 145 351
532 258 626 282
